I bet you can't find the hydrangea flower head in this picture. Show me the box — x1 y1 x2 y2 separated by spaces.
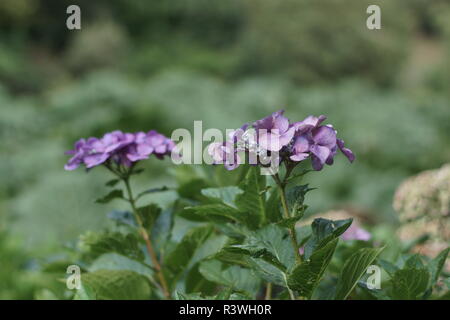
64 130 175 171
208 110 354 172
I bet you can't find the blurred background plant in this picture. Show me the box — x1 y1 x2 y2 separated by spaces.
0 0 449 298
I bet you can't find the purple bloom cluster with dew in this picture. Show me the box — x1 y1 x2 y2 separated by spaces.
64 130 175 171
208 110 355 171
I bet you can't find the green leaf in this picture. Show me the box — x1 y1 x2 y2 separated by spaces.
185 204 244 224
335 247 384 300
138 203 162 230
231 224 295 272
79 231 144 262
357 282 391 300
151 207 174 250
201 186 243 208
377 258 399 277
304 218 353 259
88 253 153 278
81 270 151 300
404 254 425 269
235 166 266 228
265 188 282 223
165 226 214 285
215 287 233 300
105 179 120 187
247 258 286 287
178 178 208 200
276 210 307 229
214 247 251 268
198 260 260 296
288 238 338 298
95 189 124 204
188 235 229 268
285 184 313 217
136 186 170 200
73 283 97 300
390 268 430 300
428 247 450 285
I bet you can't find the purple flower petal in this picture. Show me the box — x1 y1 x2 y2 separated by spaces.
290 153 309 162
310 144 331 165
337 139 355 163
311 154 324 171
292 134 311 153
84 153 109 168
312 126 337 149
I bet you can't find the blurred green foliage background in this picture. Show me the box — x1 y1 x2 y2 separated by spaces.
0 0 449 298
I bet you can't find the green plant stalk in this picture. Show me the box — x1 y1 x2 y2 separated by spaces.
273 173 302 264
123 177 171 299
264 282 272 300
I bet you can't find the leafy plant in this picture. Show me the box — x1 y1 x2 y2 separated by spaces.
52 110 448 300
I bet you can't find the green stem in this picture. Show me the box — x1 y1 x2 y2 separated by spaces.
264 283 272 300
123 177 171 299
273 173 302 264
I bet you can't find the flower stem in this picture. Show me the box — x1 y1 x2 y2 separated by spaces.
123 177 170 299
264 283 272 300
273 173 302 264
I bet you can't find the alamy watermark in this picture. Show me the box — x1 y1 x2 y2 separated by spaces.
170 121 281 175
66 5 381 31
367 5 381 30
66 264 81 290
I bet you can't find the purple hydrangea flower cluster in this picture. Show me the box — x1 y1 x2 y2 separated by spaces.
208 110 354 171
64 130 175 171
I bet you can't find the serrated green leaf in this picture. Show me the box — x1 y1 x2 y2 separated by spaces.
357 282 391 300
231 224 295 272
139 203 162 230
304 218 352 259
88 253 153 278
198 260 260 296
188 235 228 268
95 189 124 204
285 184 313 217
265 188 282 223
247 258 286 287
404 254 425 269
377 258 399 277
201 186 243 208
79 231 144 262
288 238 338 298
185 204 244 224
214 247 251 268
390 268 430 300
235 166 266 228
335 247 384 300
165 226 214 285
81 270 151 300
